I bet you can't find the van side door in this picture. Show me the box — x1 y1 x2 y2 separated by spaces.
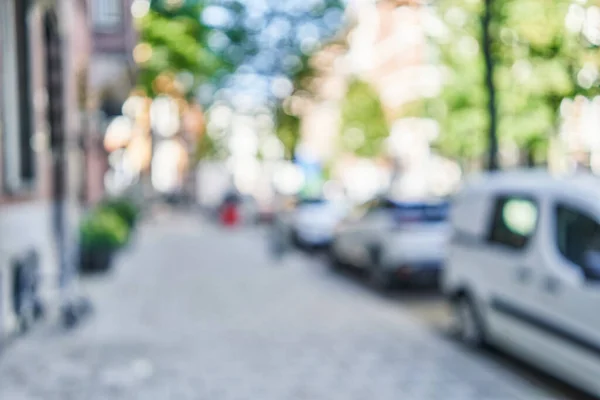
533 202 600 392
482 195 542 347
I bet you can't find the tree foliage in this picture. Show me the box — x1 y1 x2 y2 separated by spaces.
195 132 221 161
139 0 249 98
140 0 345 98
428 0 488 162
139 0 347 161
430 0 600 166
340 79 389 158
276 42 349 160
275 106 301 160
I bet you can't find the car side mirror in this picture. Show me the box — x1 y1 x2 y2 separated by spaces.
584 265 600 282
582 251 600 282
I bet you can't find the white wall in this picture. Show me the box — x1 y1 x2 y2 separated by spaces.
0 201 66 338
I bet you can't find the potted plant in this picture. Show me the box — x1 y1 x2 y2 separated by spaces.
100 197 140 230
79 209 129 274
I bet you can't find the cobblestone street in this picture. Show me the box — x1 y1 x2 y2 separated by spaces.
0 214 566 399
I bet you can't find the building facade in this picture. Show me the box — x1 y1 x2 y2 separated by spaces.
83 0 138 204
0 0 91 340
90 0 137 106
296 0 460 200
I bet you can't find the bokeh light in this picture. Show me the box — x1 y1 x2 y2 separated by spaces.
131 0 150 19
133 43 153 64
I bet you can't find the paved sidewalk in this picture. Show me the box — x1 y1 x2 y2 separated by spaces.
0 216 562 399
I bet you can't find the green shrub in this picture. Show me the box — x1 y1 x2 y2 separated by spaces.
100 198 140 229
80 209 129 251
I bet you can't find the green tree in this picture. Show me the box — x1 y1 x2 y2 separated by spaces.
138 0 253 98
275 106 301 160
482 0 498 169
431 0 600 168
275 42 348 160
140 0 347 160
428 0 488 164
195 133 219 160
493 0 577 166
340 79 389 158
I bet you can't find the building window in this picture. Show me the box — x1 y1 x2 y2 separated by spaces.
92 0 122 29
15 0 35 182
0 0 35 192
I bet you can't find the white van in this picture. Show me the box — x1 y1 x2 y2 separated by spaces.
444 170 600 397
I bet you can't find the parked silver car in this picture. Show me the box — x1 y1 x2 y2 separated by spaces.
330 197 450 291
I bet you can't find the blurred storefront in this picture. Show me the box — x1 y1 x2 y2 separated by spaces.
85 0 139 205
89 0 137 107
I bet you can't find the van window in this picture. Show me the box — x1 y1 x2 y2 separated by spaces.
555 204 600 272
488 196 538 250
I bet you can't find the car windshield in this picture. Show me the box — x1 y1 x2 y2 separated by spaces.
392 201 450 223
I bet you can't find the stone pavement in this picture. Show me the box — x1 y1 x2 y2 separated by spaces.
0 213 563 399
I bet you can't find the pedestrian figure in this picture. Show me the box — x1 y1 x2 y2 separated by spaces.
220 202 239 226
269 216 287 260
268 201 294 262
219 192 240 227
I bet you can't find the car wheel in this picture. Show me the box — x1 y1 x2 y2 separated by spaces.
328 245 344 272
291 230 302 248
454 295 486 347
367 246 394 293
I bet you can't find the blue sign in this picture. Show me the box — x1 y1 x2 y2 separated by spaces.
294 156 323 197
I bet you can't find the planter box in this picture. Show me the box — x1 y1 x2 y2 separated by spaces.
124 226 138 250
79 248 115 275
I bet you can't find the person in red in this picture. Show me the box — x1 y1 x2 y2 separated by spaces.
220 193 240 226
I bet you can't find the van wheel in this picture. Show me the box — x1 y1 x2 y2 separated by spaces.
454 295 485 347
